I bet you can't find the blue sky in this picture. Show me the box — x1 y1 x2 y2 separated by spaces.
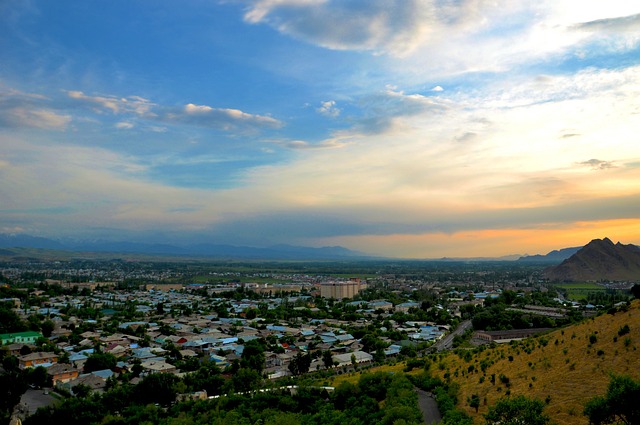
1 1 640 258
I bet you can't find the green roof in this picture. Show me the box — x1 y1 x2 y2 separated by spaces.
0 331 43 340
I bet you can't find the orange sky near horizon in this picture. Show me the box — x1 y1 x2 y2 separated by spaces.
327 218 640 259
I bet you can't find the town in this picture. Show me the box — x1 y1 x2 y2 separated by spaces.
0 258 633 424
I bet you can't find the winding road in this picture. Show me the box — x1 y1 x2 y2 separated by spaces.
415 388 441 424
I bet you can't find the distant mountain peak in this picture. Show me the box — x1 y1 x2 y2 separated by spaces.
543 237 640 282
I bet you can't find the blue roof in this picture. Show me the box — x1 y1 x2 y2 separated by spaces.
267 325 286 332
69 353 88 361
92 369 114 379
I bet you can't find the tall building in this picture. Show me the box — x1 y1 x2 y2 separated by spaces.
320 278 367 299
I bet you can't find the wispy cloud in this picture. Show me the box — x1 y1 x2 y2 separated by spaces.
272 138 348 150
64 90 283 133
574 13 640 33
163 103 282 131
577 159 617 170
0 107 71 130
0 89 70 130
66 91 155 116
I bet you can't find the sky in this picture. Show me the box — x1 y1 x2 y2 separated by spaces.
1 1 640 259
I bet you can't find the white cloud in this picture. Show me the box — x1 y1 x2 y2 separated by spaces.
242 0 640 79
165 103 283 131
67 90 154 116
271 138 348 150
65 90 283 133
115 121 134 130
243 0 433 57
316 100 340 117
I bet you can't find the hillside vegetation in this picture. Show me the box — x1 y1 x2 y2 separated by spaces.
432 300 640 425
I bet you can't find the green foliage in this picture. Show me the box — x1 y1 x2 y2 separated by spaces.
584 374 640 425
133 373 181 406
484 395 551 425
469 394 481 412
41 319 55 337
322 349 334 369
230 367 262 393
27 366 49 388
617 324 630 336
0 303 27 333
240 338 265 373
83 352 117 373
288 351 312 376
0 371 28 419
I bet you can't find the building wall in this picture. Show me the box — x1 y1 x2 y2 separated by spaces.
320 279 367 299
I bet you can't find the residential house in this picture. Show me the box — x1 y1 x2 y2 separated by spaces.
18 351 58 369
64 373 108 394
46 363 79 385
333 351 373 367
141 360 177 374
0 331 43 345
395 302 420 313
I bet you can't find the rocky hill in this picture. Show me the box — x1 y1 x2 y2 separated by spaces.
543 238 640 282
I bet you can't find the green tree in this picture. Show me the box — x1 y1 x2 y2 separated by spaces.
41 319 55 338
288 352 312 376
584 374 640 425
0 304 27 333
133 373 180 406
484 395 551 425
73 383 92 398
28 366 50 388
83 352 117 373
230 367 262 393
0 371 28 416
322 350 334 369
470 394 481 413
240 339 265 373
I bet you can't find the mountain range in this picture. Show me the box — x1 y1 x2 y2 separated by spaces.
0 234 369 261
516 246 581 263
543 237 640 281
1 234 638 267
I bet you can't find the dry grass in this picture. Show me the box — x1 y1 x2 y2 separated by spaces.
431 300 640 425
325 362 410 387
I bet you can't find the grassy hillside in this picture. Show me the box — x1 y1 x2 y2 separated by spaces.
432 300 640 424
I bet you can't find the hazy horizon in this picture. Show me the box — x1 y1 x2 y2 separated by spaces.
1 1 639 258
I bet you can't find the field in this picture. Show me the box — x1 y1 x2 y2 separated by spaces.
553 282 607 301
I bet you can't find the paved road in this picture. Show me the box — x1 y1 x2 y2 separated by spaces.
431 320 473 352
415 388 441 424
19 388 57 416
